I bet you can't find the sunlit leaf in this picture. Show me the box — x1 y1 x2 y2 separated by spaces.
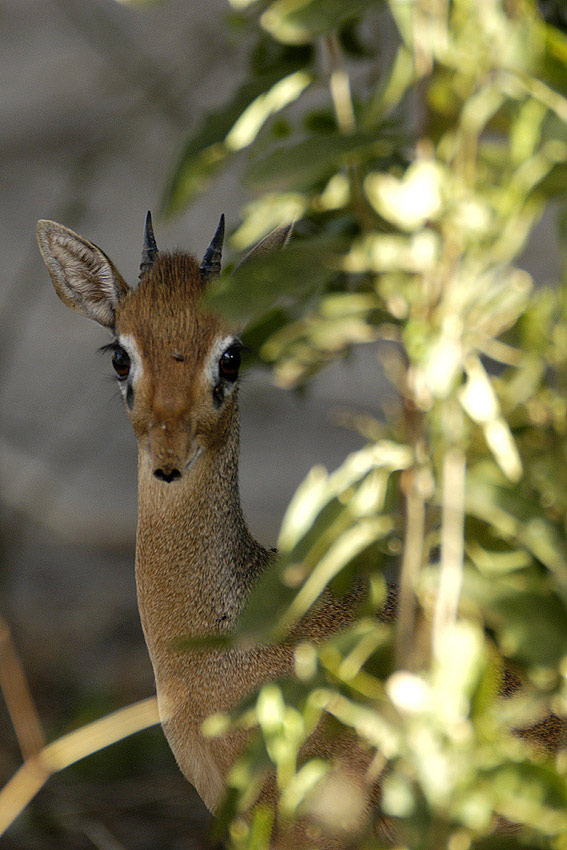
490 762 567 834
381 773 415 818
163 71 310 214
459 357 501 424
431 622 485 726
343 230 440 274
459 357 523 481
260 0 379 45
278 441 412 553
231 193 307 249
314 172 350 210
365 160 445 231
422 331 463 399
277 516 393 635
483 419 523 483
225 71 313 151
279 759 329 816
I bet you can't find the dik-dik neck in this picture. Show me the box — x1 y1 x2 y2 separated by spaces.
135 411 268 648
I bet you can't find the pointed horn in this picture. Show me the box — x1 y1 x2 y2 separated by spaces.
138 211 159 283
200 214 225 281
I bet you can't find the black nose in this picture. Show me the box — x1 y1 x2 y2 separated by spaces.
154 468 181 483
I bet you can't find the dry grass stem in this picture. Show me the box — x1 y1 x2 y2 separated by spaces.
0 616 45 760
0 696 159 837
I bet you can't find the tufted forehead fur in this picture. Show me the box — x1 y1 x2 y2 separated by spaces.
117 251 232 364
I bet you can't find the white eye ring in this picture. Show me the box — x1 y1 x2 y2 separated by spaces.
205 334 241 390
112 333 142 393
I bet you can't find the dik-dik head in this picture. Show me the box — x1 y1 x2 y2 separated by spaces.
37 214 291 484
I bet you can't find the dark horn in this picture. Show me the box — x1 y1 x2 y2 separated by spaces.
138 211 159 283
200 214 225 281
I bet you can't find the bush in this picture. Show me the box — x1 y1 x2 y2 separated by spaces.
165 1 567 846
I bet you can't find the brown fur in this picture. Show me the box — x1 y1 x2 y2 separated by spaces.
37 220 384 845
37 219 562 847
117 252 236 477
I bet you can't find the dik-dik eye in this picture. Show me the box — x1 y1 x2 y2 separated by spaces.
219 346 241 383
111 346 131 380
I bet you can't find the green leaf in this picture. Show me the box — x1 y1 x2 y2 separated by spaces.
365 43 415 124
231 192 308 250
278 441 411 553
466 541 532 576
463 568 567 668
491 588 567 666
277 515 393 635
245 130 398 191
207 237 339 320
235 441 409 641
260 0 380 45
163 72 307 214
247 804 275 850
466 467 567 587
490 761 567 834
225 71 313 151
365 160 445 231
156 1 567 842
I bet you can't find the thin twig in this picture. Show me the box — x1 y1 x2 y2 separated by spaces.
433 447 466 658
395 467 426 669
325 32 356 135
322 33 377 232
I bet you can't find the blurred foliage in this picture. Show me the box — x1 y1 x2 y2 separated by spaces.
164 0 567 847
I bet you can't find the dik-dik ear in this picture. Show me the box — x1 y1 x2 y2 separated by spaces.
37 220 129 330
236 222 294 270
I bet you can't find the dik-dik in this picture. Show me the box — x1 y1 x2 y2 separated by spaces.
37 215 383 846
